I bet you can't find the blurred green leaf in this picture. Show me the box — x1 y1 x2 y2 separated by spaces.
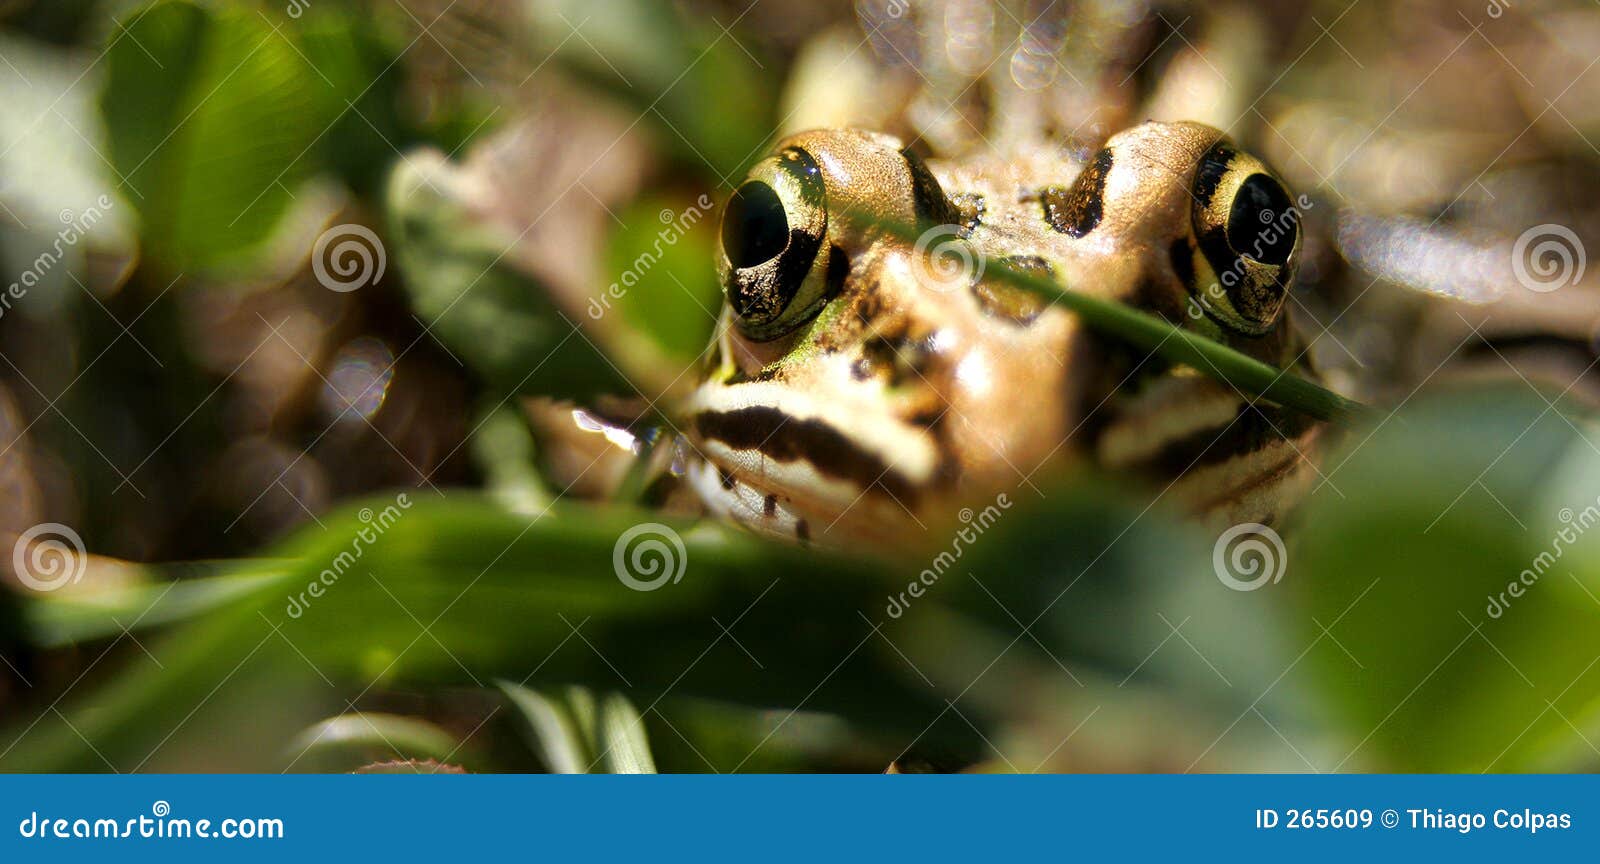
294 8 413 198
386 154 632 401
521 0 773 179
601 196 721 365
3 496 953 771
288 712 462 772
1295 387 1600 771
26 561 287 648
4 466 1348 773
500 683 656 773
101 0 330 269
21 400 1596 772
471 404 552 515
917 476 1323 771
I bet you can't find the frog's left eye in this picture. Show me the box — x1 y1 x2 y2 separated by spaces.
1188 141 1302 336
718 147 830 342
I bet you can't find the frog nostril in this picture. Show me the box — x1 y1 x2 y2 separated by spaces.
723 181 790 268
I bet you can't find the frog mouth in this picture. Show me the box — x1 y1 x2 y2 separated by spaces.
682 382 941 543
690 406 922 503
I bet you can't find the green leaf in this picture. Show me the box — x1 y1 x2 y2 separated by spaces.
500 682 656 773
293 7 416 198
386 154 631 401
101 1 330 269
2 496 952 771
287 712 462 772
600 196 721 365
470 404 552 515
1294 388 1600 771
521 0 773 179
595 691 657 773
26 560 288 648
919 477 1322 771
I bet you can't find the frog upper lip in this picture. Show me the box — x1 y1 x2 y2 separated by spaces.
690 405 921 506
684 378 941 482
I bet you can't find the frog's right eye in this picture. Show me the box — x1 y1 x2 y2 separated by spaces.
719 147 830 342
1187 140 1301 336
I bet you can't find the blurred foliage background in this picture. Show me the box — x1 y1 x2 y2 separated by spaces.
2 0 1600 773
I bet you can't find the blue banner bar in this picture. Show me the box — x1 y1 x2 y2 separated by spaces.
0 775 1593 860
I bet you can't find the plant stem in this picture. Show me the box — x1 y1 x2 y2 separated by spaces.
867 213 1369 423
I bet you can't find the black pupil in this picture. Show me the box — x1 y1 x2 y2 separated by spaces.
1227 174 1297 265
723 181 789 269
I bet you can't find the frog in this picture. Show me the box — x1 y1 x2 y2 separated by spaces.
681 121 1322 545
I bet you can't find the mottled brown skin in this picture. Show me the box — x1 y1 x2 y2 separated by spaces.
687 122 1318 545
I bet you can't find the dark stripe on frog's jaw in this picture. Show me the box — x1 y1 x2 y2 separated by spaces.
1041 147 1113 237
691 405 921 505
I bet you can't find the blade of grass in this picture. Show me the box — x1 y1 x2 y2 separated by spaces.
500 682 658 773
287 712 462 771
865 213 1369 423
26 561 291 647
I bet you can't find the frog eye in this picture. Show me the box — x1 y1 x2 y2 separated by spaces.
718 147 831 341
1188 141 1302 336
